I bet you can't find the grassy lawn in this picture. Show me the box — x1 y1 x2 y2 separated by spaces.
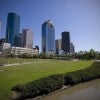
0 59 93 100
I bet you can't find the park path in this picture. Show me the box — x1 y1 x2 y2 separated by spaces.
0 60 49 67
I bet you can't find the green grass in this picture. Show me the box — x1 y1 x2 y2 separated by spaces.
0 58 38 64
0 59 93 100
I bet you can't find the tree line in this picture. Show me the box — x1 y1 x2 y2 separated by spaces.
0 49 100 65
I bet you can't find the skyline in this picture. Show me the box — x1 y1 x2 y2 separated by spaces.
0 0 100 52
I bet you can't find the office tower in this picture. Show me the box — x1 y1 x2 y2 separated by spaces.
6 12 20 46
61 31 70 54
22 29 33 49
55 39 62 54
0 22 1 31
70 42 75 53
0 22 2 38
14 33 23 47
42 20 55 54
18 33 23 47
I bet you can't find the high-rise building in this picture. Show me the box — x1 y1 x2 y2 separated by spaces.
70 42 75 53
0 22 1 31
55 39 62 54
61 31 70 54
14 33 23 47
42 20 55 54
22 29 33 49
6 12 20 46
0 22 2 39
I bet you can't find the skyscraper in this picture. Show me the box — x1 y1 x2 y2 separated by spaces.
14 33 23 47
61 31 70 54
55 39 62 54
22 29 33 49
70 42 75 53
0 22 2 39
0 22 1 31
42 20 55 54
6 12 20 46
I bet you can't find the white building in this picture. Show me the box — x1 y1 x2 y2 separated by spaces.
12 47 38 55
0 43 11 52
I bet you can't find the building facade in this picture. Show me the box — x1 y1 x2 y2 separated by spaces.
55 39 63 54
0 22 1 32
0 43 11 52
6 12 20 46
61 31 71 54
70 42 75 53
42 20 55 54
22 29 33 49
12 47 38 55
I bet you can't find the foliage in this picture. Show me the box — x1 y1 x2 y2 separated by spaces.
20 53 33 58
74 49 100 60
39 52 47 59
65 62 100 85
2 48 12 58
11 75 65 99
33 54 39 58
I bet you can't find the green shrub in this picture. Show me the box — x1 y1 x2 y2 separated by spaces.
65 62 100 85
11 62 100 100
11 74 65 99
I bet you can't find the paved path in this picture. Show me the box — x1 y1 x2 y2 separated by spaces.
0 60 49 67
0 62 37 67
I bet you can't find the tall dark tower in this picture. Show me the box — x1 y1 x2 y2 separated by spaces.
6 12 20 46
61 31 70 54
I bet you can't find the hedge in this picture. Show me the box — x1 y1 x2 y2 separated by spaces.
65 62 100 85
11 74 65 100
11 62 100 100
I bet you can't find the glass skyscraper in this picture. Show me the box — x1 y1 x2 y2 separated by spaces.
42 20 55 54
6 12 20 46
61 31 71 54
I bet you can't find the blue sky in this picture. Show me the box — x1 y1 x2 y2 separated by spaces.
0 0 100 52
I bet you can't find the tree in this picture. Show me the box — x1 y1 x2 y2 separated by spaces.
39 52 47 59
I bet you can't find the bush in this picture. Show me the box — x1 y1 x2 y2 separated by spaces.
11 74 65 99
11 62 100 100
64 62 100 85
20 53 33 58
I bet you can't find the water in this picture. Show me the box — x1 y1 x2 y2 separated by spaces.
40 79 100 100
